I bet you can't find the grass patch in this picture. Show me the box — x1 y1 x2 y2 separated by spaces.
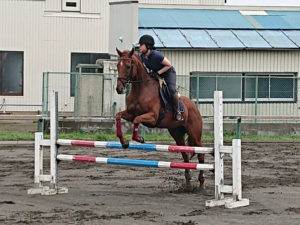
1 131 300 142
0 132 35 141
0 131 175 142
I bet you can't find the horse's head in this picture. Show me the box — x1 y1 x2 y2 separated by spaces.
116 48 135 94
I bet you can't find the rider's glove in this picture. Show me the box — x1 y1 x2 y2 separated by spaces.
150 71 159 79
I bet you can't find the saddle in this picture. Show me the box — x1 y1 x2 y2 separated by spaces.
155 78 184 126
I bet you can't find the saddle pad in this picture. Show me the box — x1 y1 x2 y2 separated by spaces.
159 88 184 113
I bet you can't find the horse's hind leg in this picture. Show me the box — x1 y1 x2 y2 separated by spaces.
186 116 205 189
197 154 205 189
188 136 205 189
168 127 191 189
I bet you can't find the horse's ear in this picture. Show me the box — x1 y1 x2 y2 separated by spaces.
129 48 134 57
116 48 122 56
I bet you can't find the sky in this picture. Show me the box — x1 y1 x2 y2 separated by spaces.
226 0 300 6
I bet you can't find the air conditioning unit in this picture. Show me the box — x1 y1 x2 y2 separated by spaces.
62 0 81 12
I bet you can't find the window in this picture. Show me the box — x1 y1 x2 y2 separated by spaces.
45 0 101 15
0 51 23 96
190 73 242 102
62 0 81 12
70 53 110 96
244 74 296 101
190 72 296 102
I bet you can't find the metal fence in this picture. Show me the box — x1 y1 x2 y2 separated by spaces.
42 71 300 123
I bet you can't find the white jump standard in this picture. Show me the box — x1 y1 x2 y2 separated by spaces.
28 91 249 209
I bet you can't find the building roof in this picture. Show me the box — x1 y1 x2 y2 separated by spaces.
138 8 300 49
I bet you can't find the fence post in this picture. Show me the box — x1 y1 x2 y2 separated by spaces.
225 138 250 208
50 91 58 190
42 72 49 117
214 91 224 200
232 139 242 200
255 75 258 123
74 72 79 117
196 76 199 106
33 132 43 188
236 117 241 139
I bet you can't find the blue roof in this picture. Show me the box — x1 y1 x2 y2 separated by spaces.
252 15 293 29
181 30 218 48
283 30 300 46
266 11 300 28
138 8 300 49
232 30 271 48
139 9 254 29
153 29 190 48
258 30 297 48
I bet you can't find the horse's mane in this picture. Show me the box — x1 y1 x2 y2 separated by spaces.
132 52 148 75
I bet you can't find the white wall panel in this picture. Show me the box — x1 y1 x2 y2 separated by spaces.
0 0 110 112
81 0 101 14
162 50 300 116
45 0 61 12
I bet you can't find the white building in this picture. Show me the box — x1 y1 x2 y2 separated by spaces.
1 0 300 118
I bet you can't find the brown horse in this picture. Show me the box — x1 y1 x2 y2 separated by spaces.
115 48 204 188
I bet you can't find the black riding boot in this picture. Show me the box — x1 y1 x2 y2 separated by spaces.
173 92 183 121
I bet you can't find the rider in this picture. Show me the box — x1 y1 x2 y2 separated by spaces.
138 34 183 121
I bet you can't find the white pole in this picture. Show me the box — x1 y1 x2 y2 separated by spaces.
232 139 242 200
214 91 224 200
226 138 250 208
34 132 43 188
50 91 58 189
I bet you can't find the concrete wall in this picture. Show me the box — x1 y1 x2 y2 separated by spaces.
109 1 139 54
77 75 104 116
98 60 126 116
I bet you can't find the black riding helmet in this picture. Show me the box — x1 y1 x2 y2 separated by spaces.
139 35 155 49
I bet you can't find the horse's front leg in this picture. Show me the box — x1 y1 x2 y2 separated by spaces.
132 112 157 143
132 124 145 143
116 109 133 148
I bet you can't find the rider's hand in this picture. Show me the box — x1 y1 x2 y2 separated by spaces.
150 71 159 79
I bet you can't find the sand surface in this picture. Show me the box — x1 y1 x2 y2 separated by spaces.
0 141 300 225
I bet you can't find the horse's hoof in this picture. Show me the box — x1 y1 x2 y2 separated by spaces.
122 140 129 149
132 136 145 143
199 186 209 195
199 184 206 191
139 136 145 143
184 184 193 192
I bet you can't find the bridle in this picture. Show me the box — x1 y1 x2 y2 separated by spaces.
117 56 151 87
117 57 134 88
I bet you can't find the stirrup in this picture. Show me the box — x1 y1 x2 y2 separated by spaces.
175 111 184 121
